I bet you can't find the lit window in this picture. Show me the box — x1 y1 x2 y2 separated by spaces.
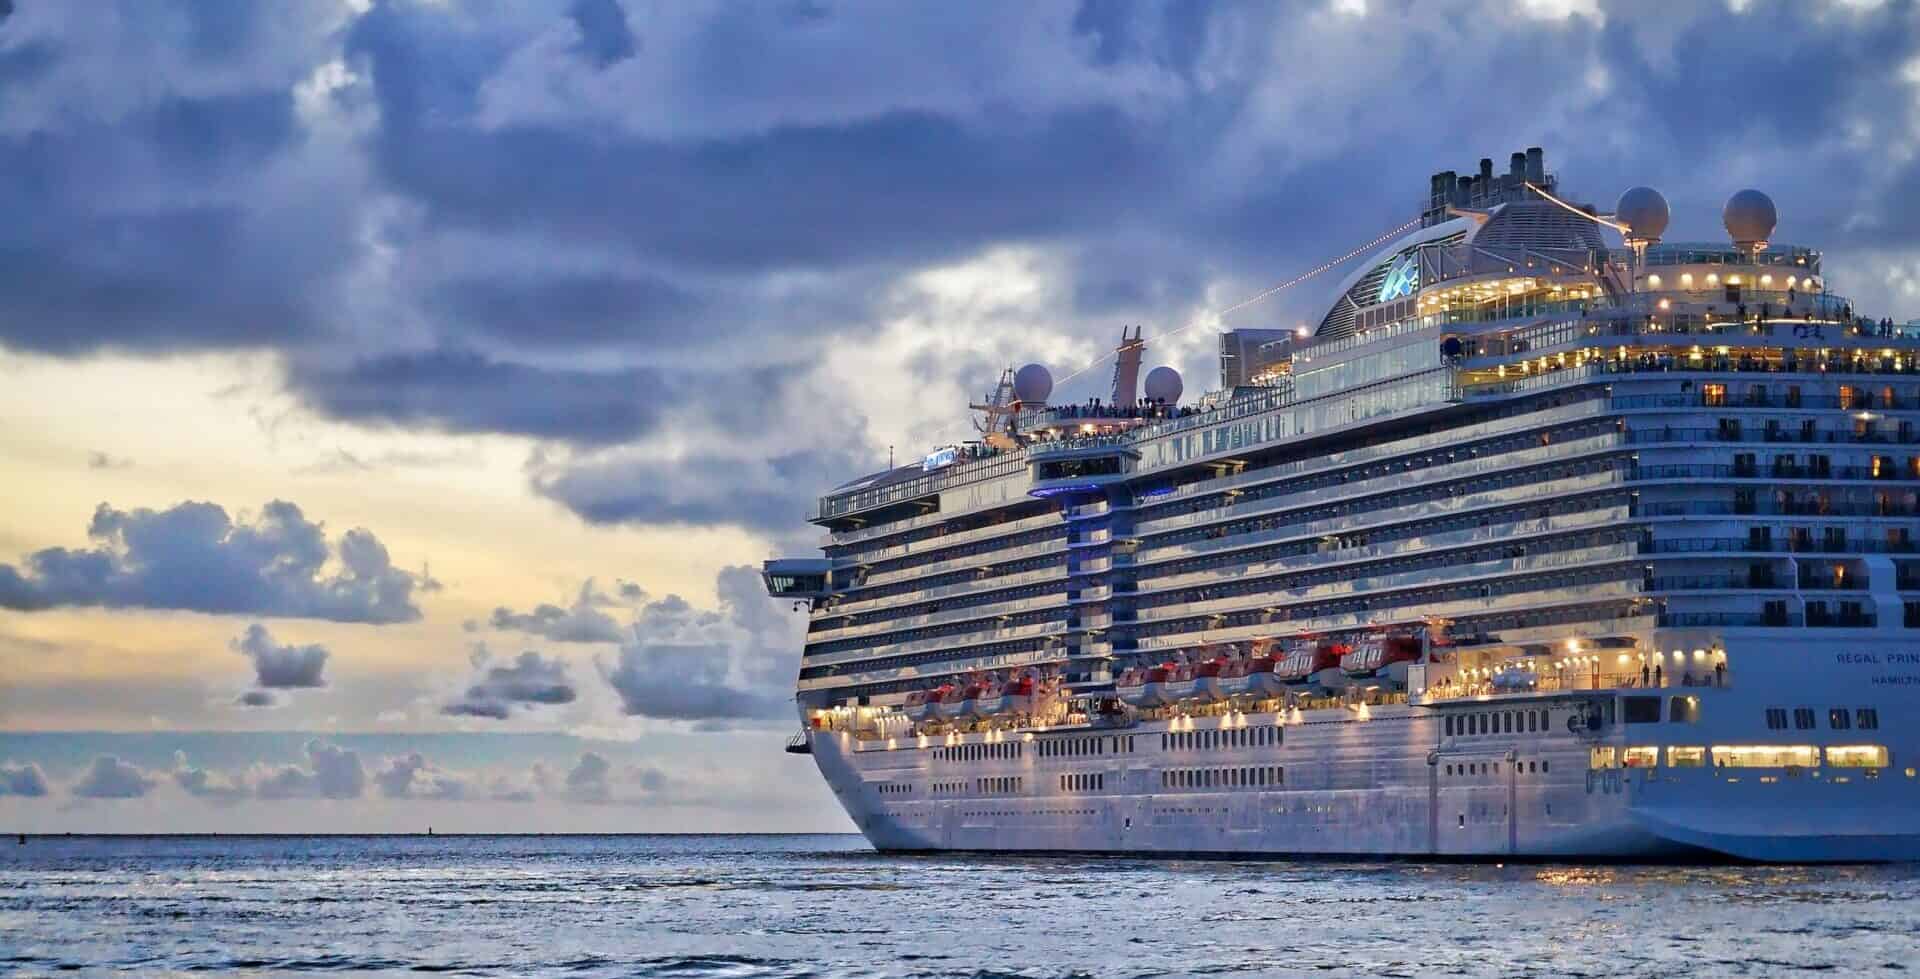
1668 746 1706 768
1710 745 1819 768
1826 745 1889 768
1589 746 1618 770
1624 746 1659 768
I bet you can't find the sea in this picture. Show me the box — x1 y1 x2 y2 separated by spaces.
3 834 1918 977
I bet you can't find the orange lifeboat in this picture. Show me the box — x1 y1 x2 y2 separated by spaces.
937 682 974 720
904 688 941 723
1194 656 1232 701
1275 639 1346 690
1002 674 1037 715
968 678 1007 718
1341 635 1422 679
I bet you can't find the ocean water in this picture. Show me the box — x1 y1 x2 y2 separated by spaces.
3 835 1918 977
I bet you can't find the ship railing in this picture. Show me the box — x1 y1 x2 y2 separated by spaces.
1648 537 1920 555
1422 668 1729 702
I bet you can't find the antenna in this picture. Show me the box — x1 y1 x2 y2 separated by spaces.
1109 326 1145 409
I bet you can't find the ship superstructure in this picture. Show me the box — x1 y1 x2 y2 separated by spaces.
765 149 1920 861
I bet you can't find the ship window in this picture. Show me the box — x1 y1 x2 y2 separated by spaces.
1826 745 1889 768
1858 708 1880 730
1624 746 1658 768
1765 708 1788 730
1829 708 1852 730
1669 697 1700 724
1589 747 1618 770
1526 712 1537 733
1669 746 1706 768
1794 708 1817 730
1711 745 1819 768
1623 697 1662 724
1445 717 1454 736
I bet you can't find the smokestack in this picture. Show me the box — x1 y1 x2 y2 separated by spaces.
1479 158 1494 185
1509 152 1527 182
1525 147 1544 184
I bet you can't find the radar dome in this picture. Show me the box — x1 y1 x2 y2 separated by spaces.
1614 186 1670 245
1012 363 1053 404
1143 366 1183 404
1723 189 1777 252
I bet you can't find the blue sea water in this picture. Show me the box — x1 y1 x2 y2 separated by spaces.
3 834 1918 977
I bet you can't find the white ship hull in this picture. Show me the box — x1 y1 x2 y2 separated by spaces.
805 635 1920 863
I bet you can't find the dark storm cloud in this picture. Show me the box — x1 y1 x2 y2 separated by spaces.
442 649 578 720
173 753 250 802
285 349 796 447
232 623 330 690
598 567 798 722
0 500 425 624
568 0 636 67
0 761 49 797
7 0 1920 506
71 755 157 799
235 689 279 708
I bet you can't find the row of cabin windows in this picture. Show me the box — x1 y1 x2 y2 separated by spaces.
1137 415 1616 525
1146 456 1623 552
1161 726 1280 752
875 782 912 795
1159 767 1284 790
1137 491 1632 583
851 526 1064 580
1130 564 1641 641
1447 708 1552 737
1060 773 1105 792
803 606 1065 659
1443 760 1548 776
976 776 1022 795
1765 707 1880 730
935 742 1023 763
798 635 1050 680
1135 525 1634 613
822 555 1066 612
930 781 966 795
1039 735 1134 758
811 582 1067 636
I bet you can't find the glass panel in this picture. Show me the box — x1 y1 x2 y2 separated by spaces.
1623 746 1659 768
1826 745 1889 768
1710 745 1819 768
1668 746 1706 767
1589 746 1618 770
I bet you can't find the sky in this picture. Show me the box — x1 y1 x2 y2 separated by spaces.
4 0 1920 833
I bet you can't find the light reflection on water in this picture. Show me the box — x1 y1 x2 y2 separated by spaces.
2 834 1916 977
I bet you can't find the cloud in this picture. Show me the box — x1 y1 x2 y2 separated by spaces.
487 580 625 644
372 752 468 800
563 751 611 803
232 623 329 690
70 755 157 799
0 761 49 797
235 689 279 708
172 752 250 803
0 500 426 623
598 567 798 723
254 739 365 800
441 648 577 720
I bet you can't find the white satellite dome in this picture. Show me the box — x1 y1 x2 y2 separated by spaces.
1614 186 1669 245
1143 366 1183 404
1012 363 1053 404
1723 189 1777 253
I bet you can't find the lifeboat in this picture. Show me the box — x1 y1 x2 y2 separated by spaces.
1193 657 1231 701
1275 640 1346 691
937 683 974 720
969 680 1007 718
1002 674 1036 715
1156 662 1197 703
1341 635 1423 679
904 688 942 723
1244 655 1285 697
1116 667 1156 707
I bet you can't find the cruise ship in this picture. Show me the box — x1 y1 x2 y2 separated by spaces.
763 149 1920 862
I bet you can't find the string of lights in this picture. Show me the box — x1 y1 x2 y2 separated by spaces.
1524 180 1628 234
1051 217 1425 390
